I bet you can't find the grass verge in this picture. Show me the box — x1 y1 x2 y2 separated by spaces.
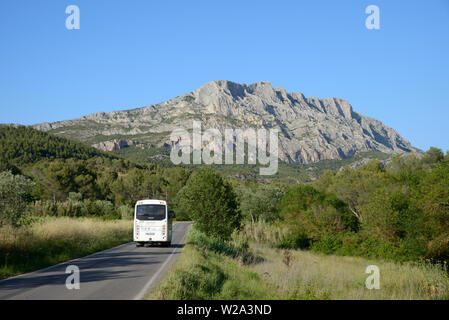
147 227 281 299
148 226 449 300
0 217 132 280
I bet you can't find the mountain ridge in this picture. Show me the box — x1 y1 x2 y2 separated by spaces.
32 80 420 164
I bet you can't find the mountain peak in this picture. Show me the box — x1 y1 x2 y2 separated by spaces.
205 79 272 87
32 80 420 164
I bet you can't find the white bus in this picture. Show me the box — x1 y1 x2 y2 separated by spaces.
134 199 174 247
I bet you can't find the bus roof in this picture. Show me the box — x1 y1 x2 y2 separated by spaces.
135 200 166 206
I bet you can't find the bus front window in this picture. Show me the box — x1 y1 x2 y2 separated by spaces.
136 204 166 221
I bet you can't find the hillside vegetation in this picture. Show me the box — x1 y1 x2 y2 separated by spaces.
113 144 391 184
0 125 117 167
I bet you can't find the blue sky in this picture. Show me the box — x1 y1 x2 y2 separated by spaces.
1 0 448 152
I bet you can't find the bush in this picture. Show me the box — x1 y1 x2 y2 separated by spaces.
187 227 258 264
82 199 115 217
68 192 82 202
236 185 284 222
278 233 311 249
310 233 344 254
277 185 359 245
117 205 134 220
100 210 122 221
28 199 126 220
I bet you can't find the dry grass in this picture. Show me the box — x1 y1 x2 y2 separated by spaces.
0 217 132 246
242 220 449 299
250 243 449 300
31 217 132 242
242 220 290 246
0 217 132 279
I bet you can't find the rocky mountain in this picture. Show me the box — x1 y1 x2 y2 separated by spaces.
32 80 420 164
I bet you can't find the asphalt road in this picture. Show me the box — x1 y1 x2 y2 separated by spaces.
0 222 191 300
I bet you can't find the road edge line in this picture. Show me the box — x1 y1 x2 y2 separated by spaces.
133 223 191 300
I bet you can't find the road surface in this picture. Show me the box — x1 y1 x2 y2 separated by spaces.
0 222 191 300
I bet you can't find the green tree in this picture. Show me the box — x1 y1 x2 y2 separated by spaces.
412 161 449 260
278 185 358 243
96 169 118 201
421 147 444 166
162 167 191 211
0 171 35 226
111 168 168 206
0 125 116 165
0 161 22 175
179 168 241 239
358 185 413 243
328 160 384 223
236 184 284 222
312 169 335 192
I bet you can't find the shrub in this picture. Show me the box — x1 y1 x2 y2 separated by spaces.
68 192 82 202
0 171 35 226
278 233 311 249
188 227 259 264
117 205 134 220
236 185 284 222
277 185 359 246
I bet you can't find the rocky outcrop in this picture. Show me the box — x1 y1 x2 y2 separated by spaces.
92 139 137 152
32 80 420 163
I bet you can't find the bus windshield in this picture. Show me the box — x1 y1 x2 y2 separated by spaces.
136 204 166 221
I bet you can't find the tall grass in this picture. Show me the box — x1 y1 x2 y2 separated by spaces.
243 220 290 247
0 217 132 279
187 228 261 264
243 221 449 299
250 245 449 300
